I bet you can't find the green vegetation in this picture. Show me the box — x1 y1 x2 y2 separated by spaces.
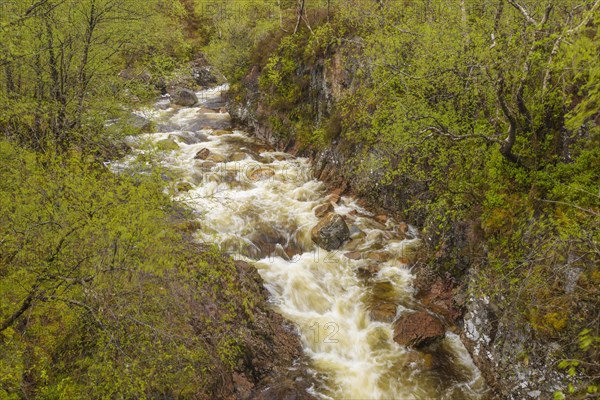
0 0 191 154
0 141 272 397
0 1 276 398
1 0 599 396
204 0 600 395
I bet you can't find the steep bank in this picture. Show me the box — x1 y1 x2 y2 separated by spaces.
223 8 600 397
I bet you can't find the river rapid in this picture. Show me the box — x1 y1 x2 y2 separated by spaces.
117 85 488 400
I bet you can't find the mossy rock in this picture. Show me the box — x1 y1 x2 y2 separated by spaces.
156 138 180 151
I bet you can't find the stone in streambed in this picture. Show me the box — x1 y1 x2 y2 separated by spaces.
370 303 397 323
171 88 198 106
393 311 445 348
176 181 193 192
194 148 211 160
314 202 334 218
230 152 248 162
247 167 275 181
349 224 366 239
310 212 350 251
365 251 392 262
206 153 227 163
155 137 180 151
344 251 362 260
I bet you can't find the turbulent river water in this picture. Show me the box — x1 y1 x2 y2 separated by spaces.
118 85 488 399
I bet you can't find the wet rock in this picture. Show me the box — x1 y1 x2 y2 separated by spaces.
155 123 178 133
176 182 193 192
310 212 350 251
393 311 445 348
328 193 341 204
344 238 363 251
194 148 211 160
197 107 215 114
370 303 397 323
254 145 273 154
344 251 362 260
171 88 198 106
327 188 344 204
169 132 205 145
361 219 387 231
124 113 153 132
314 202 334 218
195 161 216 171
213 129 232 136
414 275 464 324
398 222 409 235
397 238 423 262
273 153 294 161
155 137 180 151
365 251 392 262
356 264 381 278
349 225 366 239
154 99 171 110
207 153 228 163
374 214 388 224
230 152 248 162
371 281 396 301
247 167 275 181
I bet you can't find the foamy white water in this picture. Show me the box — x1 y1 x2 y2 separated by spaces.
119 85 487 399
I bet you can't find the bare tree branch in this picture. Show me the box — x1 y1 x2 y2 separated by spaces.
506 0 538 25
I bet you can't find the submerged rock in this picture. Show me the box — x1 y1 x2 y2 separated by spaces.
247 167 275 181
310 212 350 251
370 303 397 323
169 132 206 145
393 311 445 348
348 224 366 239
206 153 227 163
230 151 248 161
124 113 153 132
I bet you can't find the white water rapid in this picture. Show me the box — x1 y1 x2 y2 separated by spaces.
117 85 488 399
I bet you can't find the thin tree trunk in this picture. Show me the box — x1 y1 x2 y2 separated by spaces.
294 0 305 34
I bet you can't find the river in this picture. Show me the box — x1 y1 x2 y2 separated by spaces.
119 85 487 399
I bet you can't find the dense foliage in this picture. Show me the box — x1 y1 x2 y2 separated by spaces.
0 0 190 153
0 1 274 398
205 0 600 396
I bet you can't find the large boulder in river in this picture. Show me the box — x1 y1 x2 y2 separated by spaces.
310 212 350 251
171 88 198 106
393 311 445 348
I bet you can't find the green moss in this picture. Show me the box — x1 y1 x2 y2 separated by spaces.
155 137 180 151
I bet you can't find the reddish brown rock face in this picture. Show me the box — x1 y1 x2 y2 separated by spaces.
393 311 446 348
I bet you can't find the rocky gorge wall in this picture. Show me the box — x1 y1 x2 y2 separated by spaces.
226 48 575 399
